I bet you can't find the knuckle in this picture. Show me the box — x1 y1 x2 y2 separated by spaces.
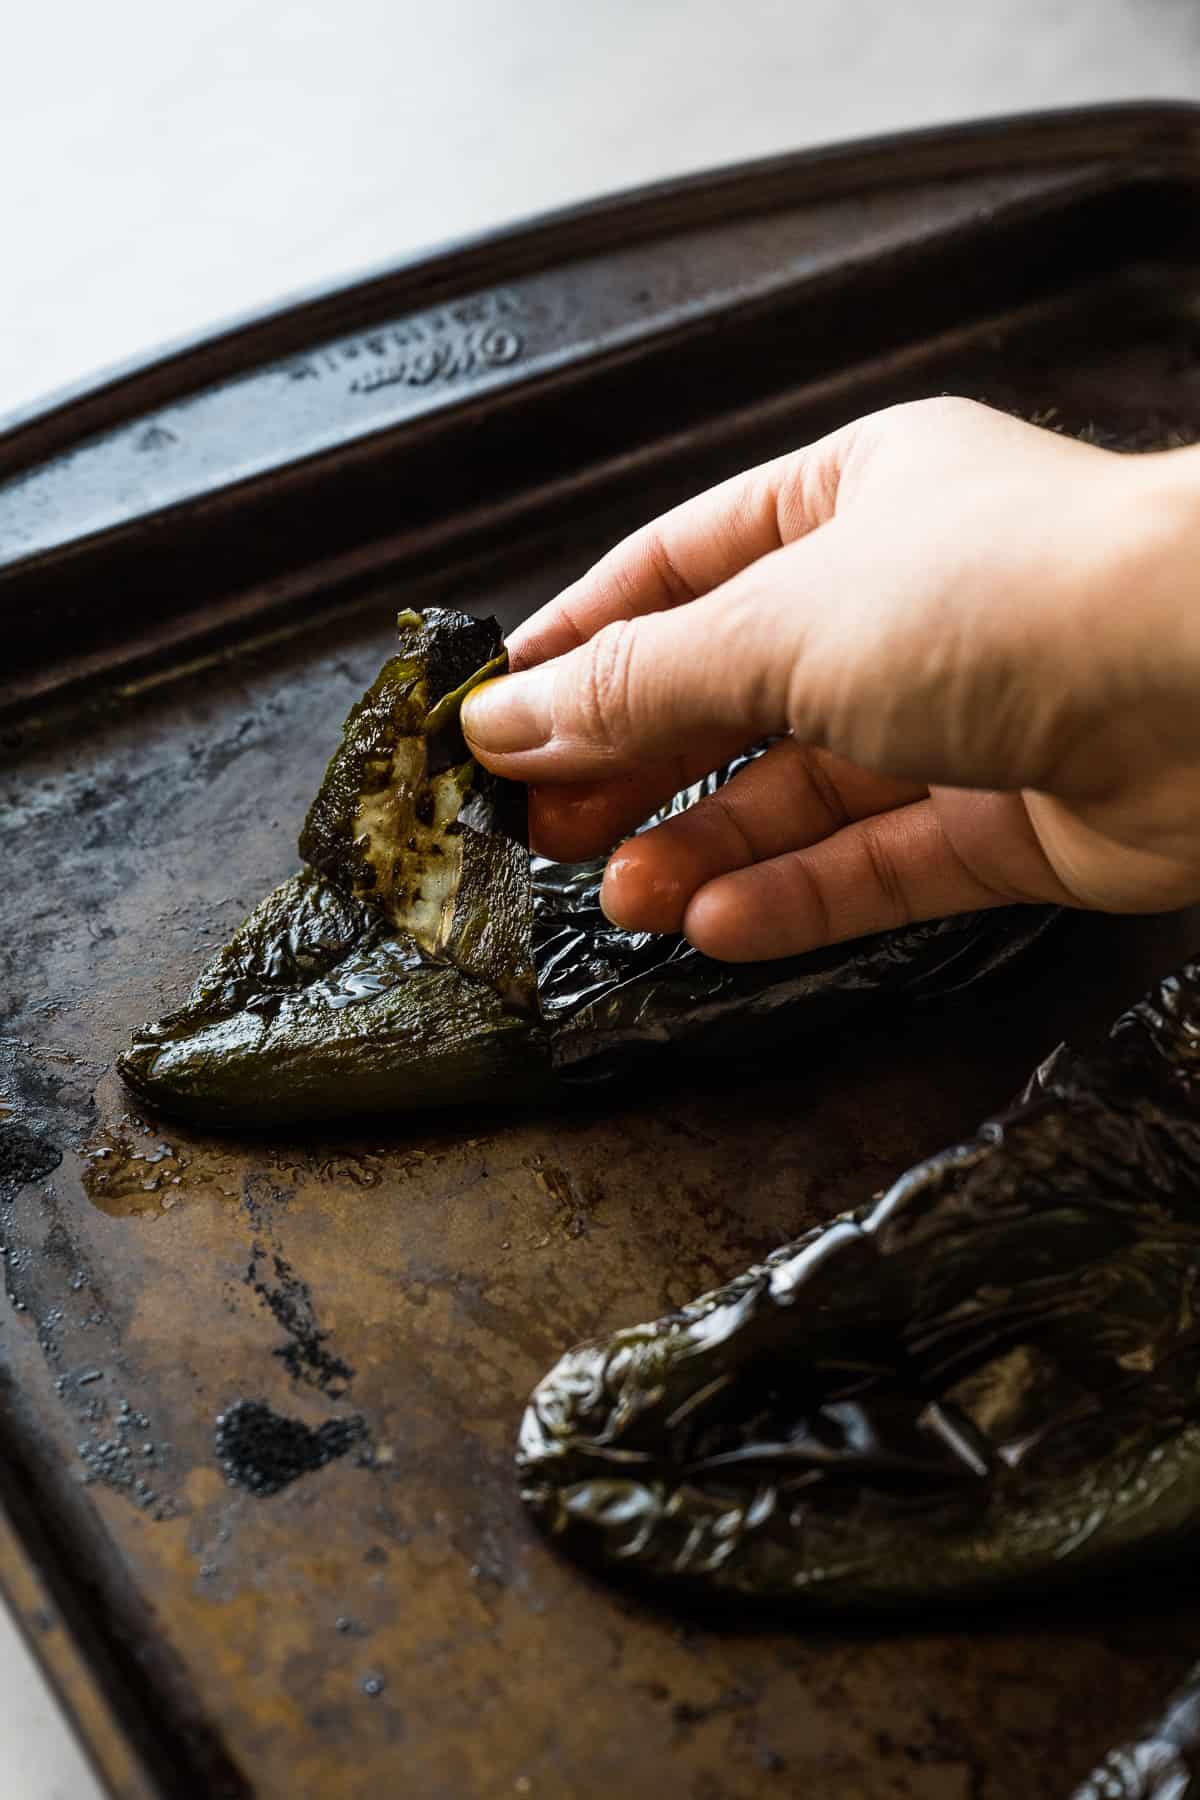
800 751 851 836
549 592 592 655
913 394 978 424
638 525 697 609
783 641 838 746
778 446 840 535
706 787 761 867
574 620 639 749
822 396 990 508
783 854 834 949
878 395 981 437
858 818 908 926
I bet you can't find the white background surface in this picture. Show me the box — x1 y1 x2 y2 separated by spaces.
3 0 1200 419
2 3 1198 1796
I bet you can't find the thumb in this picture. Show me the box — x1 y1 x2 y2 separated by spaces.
462 538 813 783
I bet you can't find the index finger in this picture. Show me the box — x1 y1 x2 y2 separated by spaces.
506 425 857 670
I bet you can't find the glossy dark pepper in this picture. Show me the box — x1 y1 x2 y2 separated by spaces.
1071 1659 1200 1797
119 609 550 1125
119 606 1055 1126
519 958 1200 1611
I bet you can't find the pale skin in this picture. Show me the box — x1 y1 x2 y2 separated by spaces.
460 398 1200 963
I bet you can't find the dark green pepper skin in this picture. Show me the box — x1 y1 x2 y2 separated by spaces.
120 607 546 1125
519 961 1200 1610
119 871 551 1128
298 607 532 1009
296 606 506 892
119 606 1053 1126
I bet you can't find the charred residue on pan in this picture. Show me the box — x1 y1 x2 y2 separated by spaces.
243 1243 354 1397
238 1168 357 1396
215 1400 370 1497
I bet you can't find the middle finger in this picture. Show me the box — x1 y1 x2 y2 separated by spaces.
599 740 926 933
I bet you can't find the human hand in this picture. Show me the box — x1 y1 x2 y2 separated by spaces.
462 399 1200 961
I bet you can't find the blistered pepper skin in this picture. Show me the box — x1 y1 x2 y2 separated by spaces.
520 962 1200 1611
118 870 552 1128
119 606 1054 1126
1071 1662 1200 1798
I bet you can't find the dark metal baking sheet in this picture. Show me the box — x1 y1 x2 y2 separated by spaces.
2 105 1200 1799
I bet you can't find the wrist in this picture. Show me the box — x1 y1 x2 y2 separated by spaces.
1126 444 1200 709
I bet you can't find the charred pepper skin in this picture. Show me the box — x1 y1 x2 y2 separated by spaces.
118 870 552 1128
519 961 1200 1610
1072 1663 1200 1798
298 606 532 1007
119 608 546 1125
119 606 1055 1127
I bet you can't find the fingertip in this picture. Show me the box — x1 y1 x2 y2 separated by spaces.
597 859 633 928
502 627 544 672
683 875 769 963
681 882 730 959
600 841 693 934
505 577 587 670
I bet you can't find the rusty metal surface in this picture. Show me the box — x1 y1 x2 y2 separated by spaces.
3 113 1200 1800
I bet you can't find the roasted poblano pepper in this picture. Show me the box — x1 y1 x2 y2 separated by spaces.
119 608 549 1126
519 959 1200 1610
1072 1662 1200 1798
297 607 534 1012
119 606 1054 1126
